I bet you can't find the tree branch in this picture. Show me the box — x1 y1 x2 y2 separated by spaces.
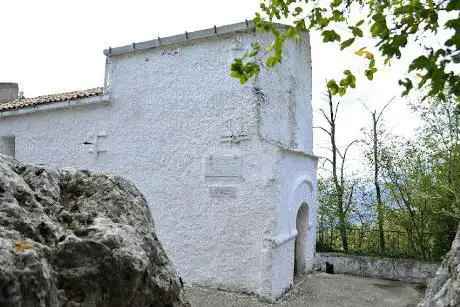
340 140 359 187
313 126 332 136
321 157 334 168
333 100 341 122
376 96 395 122
345 183 355 214
319 108 332 125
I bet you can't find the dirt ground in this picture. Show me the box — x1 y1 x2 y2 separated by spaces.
185 272 424 307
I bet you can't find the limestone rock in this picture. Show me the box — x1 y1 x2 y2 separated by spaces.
418 225 460 307
0 155 189 307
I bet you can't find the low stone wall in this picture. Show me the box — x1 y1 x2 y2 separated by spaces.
314 252 440 284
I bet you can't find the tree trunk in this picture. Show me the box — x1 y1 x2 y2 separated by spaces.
328 91 348 252
373 112 386 255
338 208 349 252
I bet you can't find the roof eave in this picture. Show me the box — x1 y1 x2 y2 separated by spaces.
103 21 290 57
0 94 110 118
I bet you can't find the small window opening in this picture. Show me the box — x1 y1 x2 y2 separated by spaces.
1 136 15 157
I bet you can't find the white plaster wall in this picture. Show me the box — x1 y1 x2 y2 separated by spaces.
105 31 284 293
0 136 15 156
0 27 315 298
267 151 318 297
0 103 112 169
0 96 277 294
248 31 317 298
255 32 313 153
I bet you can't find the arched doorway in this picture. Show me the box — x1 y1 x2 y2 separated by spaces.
294 203 309 276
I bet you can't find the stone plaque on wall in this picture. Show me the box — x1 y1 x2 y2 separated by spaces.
204 155 241 178
209 185 238 198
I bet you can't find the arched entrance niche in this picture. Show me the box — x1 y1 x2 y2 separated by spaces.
294 202 309 276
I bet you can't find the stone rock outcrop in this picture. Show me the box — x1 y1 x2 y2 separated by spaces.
0 155 189 307
418 225 460 307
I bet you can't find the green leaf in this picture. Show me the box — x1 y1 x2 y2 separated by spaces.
230 59 243 72
264 23 272 31
330 0 342 8
294 19 307 31
338 87 347 96
286 27 300 40
340 38 355 50
365 69 374 80
322 30 341 42
356 20 365 27
370 22 382 37
369 59 375 68
399 78 413 96
395 5 413 15
350 74 356 88
351 27 363 37
370 13 388 38
428 69 446 96
230 57 260 84
409 56 430 72
248 42 260 57
293 7 303 17
394 35 408 48
331 10 345 22
266 56 278 68
254 13 262 27
327 79 339 95
417 73 430 89
447 0 460 11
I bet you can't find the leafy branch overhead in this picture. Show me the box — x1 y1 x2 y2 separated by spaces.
230 0 460 101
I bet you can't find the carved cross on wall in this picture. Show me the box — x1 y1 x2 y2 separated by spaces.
220 119 250 145
83 131 107 154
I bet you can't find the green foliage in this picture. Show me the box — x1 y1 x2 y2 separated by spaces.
230 0 460 102
322 29 341 42
388 96 460 255
340 38 355 50
230 42 261 84
318 93 459 261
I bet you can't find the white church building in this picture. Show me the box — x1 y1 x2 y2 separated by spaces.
0 22 318 299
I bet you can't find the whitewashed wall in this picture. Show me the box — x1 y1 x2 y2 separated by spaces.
315 253 439 284
0 25 316 299
253 32 317 297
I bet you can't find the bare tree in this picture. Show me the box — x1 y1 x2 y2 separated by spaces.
363 98 393 255
316 89 357 252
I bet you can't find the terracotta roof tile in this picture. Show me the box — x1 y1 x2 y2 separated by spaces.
0 87 104 112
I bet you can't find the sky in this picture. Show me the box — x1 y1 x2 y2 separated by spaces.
0 0 425 175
